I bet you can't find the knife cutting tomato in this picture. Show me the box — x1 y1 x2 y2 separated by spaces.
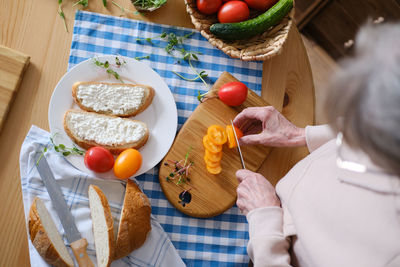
226 125 243 148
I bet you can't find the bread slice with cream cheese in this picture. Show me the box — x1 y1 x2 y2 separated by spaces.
72 82 154 117
63 109 149 154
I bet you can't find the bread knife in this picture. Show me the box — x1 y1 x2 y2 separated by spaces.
36 155 94 267
230 120 246 169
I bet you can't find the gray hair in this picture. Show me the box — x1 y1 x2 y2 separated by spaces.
325 22 400 175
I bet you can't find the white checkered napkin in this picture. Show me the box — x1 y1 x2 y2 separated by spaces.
63 10 263 266
20 126 185 267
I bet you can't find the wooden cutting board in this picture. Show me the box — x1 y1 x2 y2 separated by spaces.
0 45 30 131
159 72 272 218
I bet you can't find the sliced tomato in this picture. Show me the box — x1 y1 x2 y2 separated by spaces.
203 135 222 153
207 125 227 145
207 165 222 174
204 155 221 168
226 125 244 148
205 149 222 162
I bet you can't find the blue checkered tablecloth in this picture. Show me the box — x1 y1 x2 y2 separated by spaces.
70 10 264 266
26 10 265 266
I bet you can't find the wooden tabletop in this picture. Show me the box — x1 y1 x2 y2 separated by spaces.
0 0 314 265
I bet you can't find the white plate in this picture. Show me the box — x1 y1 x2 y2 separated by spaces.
48 55 177 179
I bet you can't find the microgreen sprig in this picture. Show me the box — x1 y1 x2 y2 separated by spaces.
135 31 210 99
112 1 143 15
73 0 89 8
165 147 194 185
132 0 167 10
49 136 85 156
135 55 150 61
57 0 68 33
93 56 126 82
36 135 85 165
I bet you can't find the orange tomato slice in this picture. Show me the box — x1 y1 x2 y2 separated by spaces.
204 155 220 168
203 135 222 153
205 149 222 162
207 165 222 175
226 125 244 148
207 125 227 145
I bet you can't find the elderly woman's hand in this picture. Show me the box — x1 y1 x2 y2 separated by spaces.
236 169 281 215
233 106 306 147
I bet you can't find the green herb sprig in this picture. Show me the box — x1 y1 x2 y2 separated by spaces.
36 136 85 165
57 0 68 33
73 0 89 8
132 0 167 10
134 55 150 61
93 56 127 82
112 1 142 15
135 31 210 101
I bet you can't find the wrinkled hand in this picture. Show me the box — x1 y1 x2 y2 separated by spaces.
233 106 306 147
236 169 280 215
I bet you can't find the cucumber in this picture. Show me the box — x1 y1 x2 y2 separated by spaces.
209 0 293 41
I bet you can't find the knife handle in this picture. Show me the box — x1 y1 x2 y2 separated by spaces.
71 238 95 267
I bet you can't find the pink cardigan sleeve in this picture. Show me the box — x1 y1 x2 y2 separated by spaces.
305 125 335 153
246 207 291 266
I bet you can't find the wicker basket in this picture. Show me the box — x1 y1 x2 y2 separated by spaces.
185 0 294 61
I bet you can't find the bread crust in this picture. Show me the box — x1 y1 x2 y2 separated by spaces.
115 180 152 259
89 185 115 267
72 82 155 117
28 197 73 267
63 109 149 155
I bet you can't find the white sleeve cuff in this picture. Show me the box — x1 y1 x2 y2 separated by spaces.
305 125 335 153
246 206 284 238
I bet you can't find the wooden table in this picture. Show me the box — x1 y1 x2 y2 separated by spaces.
0 0 314 265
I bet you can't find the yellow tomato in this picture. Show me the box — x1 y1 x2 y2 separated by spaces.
207 125 227 145
113 149 142 179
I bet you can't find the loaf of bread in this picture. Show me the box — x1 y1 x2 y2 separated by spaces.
115 180 152 259
88 185 115 267
28 197 74 267
64 109 149 154
72 82 155 117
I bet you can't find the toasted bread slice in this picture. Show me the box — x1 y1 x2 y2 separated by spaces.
63 109 149 154
72 82 155 117
115 180 151 259
88 185 115 267
28 197 74 267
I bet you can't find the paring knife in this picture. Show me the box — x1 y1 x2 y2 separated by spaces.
231 120 246 169
36 155 94 267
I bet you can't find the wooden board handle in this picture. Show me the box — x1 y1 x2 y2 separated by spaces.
70 238 94 267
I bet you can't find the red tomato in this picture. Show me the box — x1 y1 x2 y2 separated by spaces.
218 1 250 23
113 149 142 179
84 147 114 173
244 0 278 11
218 81 248 106
197 0 222 15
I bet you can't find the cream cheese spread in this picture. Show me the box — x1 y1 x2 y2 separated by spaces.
76 83 146 115
67 112 146 145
